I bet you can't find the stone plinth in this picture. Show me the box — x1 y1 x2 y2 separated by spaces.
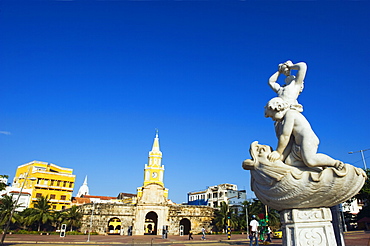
280 208 337 246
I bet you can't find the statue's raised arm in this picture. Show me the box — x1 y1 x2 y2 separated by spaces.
267 60 307 112
288 61 307 86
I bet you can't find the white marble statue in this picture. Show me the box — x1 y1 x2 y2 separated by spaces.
268 60 306 112
243 60 366 212
243 141 366 211
264 97 344 170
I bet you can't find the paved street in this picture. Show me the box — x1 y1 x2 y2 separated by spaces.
2 231 370 246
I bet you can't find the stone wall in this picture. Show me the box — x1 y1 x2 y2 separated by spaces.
80 203 135 235
79 203 214 235
168 205 214 235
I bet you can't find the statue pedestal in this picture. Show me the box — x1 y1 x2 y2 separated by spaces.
280 208 338 246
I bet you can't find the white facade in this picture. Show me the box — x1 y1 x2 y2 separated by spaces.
0 187 32 212
341 199 363 214
188 183 246 208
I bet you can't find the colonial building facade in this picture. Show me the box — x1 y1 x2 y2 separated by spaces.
79 133 214 235
11 161 75 211
188 183 247 210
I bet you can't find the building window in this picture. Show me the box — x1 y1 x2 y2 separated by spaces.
69 182 73 188
57 181 61 186
213 193 217 198
50 180 54 186
53 205 56 209
63 181 67 187
60 195 66 200
36 193 42 198
61 206 66 210
50 194 56 199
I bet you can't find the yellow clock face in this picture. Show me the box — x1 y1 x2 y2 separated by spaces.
152 172 158 178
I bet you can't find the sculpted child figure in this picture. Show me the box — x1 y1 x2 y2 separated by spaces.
264 97 344 170
268 60 307 112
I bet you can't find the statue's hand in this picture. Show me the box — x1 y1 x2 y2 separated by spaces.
278 63 286 73
268 151 281 162
284 60 294 67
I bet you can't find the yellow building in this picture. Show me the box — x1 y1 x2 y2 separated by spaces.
12 160 76 210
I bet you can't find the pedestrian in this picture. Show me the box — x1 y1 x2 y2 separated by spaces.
201 227 206 240
265 226 272 243
189 230 193 240
249 215 259 246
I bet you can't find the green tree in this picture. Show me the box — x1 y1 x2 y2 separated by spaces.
352 169 370 222
0 195 18 227
28 196 54 231
213 202 238 232
246 199 280 229
51 210 65 231
63 205 82 231
13 208 37 230
0 175 9 191
355 169 370 202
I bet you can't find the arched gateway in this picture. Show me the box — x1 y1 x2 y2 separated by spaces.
107 217 121 234
79 133 214 236
144 212 158 235
179 218 191 235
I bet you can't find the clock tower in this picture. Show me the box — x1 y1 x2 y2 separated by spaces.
137 131 168 200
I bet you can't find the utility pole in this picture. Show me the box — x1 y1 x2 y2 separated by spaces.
1 167 36 246
349 148 369 169
87 202 95 242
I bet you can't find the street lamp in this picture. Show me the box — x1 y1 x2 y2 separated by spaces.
1 167 36 246
87 202 95 242
348 148 369 169
245 202 249 236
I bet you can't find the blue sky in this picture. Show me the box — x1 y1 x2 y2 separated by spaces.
1 1 369 204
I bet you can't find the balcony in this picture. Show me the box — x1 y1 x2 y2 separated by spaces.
34 184 73 191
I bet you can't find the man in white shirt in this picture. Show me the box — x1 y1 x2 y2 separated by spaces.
201 227 206 240
249 215 259 246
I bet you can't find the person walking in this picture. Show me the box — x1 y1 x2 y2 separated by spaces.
188 230 193 240
201 227 206 240
265 226 272 243
249 215 259 246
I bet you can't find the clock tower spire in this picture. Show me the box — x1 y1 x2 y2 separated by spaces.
137 131 168 199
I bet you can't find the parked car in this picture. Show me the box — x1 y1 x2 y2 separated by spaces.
273 229 282 239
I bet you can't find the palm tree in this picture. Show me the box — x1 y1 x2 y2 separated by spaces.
51 210 65 231
63 205 82 231
247 199 280 229
213 202 238 232
0 195 18 227
0 175 9 191
14 208 33 230
28 196 54 231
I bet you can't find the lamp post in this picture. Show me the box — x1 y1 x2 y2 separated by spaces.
1 167 36 246
245 202 249 236
87 202 95 242
348 148 369 170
